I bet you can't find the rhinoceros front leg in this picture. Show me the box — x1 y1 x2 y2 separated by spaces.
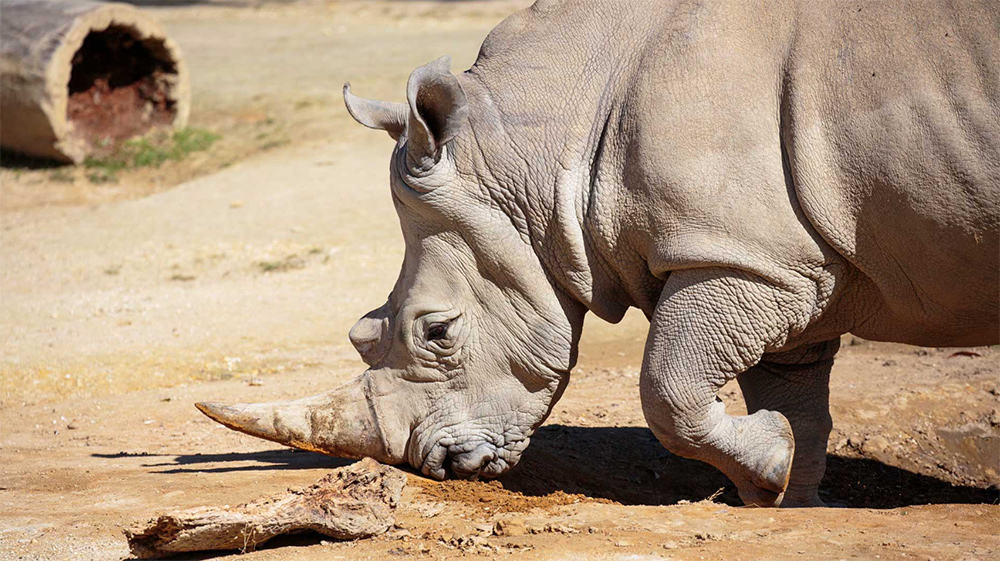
738 339 839 507
640 268 821 507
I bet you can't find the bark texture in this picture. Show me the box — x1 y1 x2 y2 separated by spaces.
124 458 406 559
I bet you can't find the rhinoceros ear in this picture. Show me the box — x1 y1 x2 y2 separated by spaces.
405 56 469 173
343 83 408 140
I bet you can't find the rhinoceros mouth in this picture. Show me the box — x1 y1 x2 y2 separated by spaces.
411 429 530 480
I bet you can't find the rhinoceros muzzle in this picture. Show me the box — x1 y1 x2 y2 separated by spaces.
448 442 499 478
195 374 397 463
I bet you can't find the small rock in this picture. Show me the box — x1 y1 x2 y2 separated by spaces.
493 519 526 537
385 528 411 540
449 535 486 552
543 523 579 534
413 502 445 518
863 435 891 454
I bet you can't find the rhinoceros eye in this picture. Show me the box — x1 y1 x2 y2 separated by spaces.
414 312 464 359
426 322 449 341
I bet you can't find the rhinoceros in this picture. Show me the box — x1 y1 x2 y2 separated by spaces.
197 0 999 507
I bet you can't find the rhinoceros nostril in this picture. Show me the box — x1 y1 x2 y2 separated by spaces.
349 313 390 365
450 443 497 479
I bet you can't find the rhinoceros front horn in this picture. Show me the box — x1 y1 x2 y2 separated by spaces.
195 376 392 462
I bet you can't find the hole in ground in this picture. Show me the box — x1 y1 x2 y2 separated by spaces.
66 25 177 149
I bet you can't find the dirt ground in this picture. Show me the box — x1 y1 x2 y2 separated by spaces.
1 2 997 560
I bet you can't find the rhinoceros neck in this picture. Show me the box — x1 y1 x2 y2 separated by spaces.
456 86 637 324
456 6 669 323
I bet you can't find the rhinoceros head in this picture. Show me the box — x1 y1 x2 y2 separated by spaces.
197 57 586 479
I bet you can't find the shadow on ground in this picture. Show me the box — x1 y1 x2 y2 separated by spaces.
0 150 64 170
502 424 1000 508
99 424 998 508
92 449 354 473
123 533 330 561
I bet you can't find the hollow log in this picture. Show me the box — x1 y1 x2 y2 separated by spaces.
0 0 190 163
124 458 407 559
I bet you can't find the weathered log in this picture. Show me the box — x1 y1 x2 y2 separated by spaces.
124 458 407 559
0 0 189 163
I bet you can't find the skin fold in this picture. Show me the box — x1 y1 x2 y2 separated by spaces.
198 0 999 507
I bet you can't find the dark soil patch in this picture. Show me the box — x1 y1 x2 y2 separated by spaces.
411 477 610 513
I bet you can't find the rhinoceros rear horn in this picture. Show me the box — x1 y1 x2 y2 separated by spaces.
343 83 407 140
405 56 469 172
195 377 391 462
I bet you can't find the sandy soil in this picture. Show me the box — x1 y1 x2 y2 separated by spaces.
1 2 997 560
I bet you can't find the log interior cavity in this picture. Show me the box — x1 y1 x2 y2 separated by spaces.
66 25 177 148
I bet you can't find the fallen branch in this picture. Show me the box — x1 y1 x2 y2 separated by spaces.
124 457 406 558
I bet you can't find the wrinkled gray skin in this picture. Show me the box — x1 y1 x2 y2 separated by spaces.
198 0 999 507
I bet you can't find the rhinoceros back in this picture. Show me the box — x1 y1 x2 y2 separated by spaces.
782 0 999 346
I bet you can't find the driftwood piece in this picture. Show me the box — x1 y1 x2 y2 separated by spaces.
0 0 189 162
124 458 407 559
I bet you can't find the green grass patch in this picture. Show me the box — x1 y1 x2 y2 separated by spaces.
83 128 220 183
48 169 75 183
257 254 306 273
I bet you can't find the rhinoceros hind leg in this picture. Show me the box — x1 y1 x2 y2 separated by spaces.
738 339 839 507
640 268 822 507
